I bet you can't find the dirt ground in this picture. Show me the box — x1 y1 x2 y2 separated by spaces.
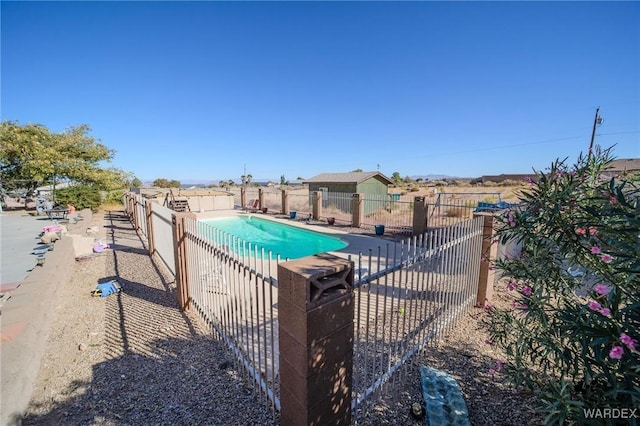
20 202 540 425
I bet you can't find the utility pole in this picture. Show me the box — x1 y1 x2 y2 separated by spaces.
588 107 603 160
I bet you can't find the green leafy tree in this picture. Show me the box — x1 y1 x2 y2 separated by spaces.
391 171 402 185
280 175 286 185
0 121 129 202
152 178 181 188
130 177 142 188
482 147 639 424
351 168 363 173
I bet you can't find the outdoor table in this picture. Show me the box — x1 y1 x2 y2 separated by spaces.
46 207 69 220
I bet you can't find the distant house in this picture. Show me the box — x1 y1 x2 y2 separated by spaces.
603 158 640 178
304 171 393 214
471 174 539 185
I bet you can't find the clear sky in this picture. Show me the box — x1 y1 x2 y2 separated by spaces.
2 1 639 183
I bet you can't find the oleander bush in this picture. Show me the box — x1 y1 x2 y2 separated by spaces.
481 147 639 425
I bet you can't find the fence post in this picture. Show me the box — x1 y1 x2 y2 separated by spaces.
127 194 134 220
258 188 265 210
351 193 363 228
240 187 247 209
312 191 322 220
278 254 354 425
474 213 497 307
172 211 197 311
123 193 129 215
282 189 289 215
412 196 427 237
133 197 141 231
145 200 155 255
129 194 135 220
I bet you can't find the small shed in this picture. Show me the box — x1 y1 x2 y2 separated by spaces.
304 171 393 214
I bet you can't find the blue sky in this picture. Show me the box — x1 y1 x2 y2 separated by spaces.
2 1 639 182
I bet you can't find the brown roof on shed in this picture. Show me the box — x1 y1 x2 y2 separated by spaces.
304 171 393 185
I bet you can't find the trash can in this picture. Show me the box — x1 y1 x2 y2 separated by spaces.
375 224 385 235
290 211 297 219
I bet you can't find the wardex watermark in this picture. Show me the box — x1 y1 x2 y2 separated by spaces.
583 407 638 419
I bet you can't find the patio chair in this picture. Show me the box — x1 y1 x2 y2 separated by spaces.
244 199 259 212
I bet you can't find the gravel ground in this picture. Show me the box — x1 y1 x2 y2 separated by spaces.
23 208 540 425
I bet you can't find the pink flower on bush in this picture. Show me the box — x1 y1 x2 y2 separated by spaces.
575 228 586 235
507 281 517 291
590 246 602 254
599 308 611 317
609 345 624 360
601 254 614 263
496 359 504 372
484 339 493 345
609 195 618 204
512 301 528 310
587 300 602 311
588 226 598 236
507 214 516 227
522 286 532 296
620 333 637 351
488 368 496 375
594 284 609 296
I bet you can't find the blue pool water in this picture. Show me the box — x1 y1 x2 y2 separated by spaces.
200 215 348 260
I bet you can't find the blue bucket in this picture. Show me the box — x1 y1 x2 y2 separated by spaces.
290 211 297 219
375 224 385 235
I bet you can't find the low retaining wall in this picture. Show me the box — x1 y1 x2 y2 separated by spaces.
0 236 76 426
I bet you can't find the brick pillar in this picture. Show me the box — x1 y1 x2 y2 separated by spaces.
474 213 497 307
312 191 322 220
172 211 197 311
282 189 289 215
351 193 363 228
278 254 354 426
145 200 155 255
412 196 427 237
241 187 246 209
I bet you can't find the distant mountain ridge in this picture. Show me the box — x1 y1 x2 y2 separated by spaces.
143 175 466 187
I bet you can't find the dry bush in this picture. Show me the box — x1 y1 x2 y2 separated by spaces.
445 206 472 218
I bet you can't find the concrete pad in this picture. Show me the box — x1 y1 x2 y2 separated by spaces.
1 212 59 285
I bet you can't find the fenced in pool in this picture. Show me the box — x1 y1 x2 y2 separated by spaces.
123 192 493 423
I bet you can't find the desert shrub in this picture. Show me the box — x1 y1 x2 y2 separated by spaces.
481 195 500 203
482 147 639 424
55 184 102 211
102 189 127 205
445 206 469 218
499 179 522 186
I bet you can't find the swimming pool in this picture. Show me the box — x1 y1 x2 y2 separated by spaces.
200 215 348 260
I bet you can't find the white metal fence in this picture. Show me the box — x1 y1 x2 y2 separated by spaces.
182 217 282 421
176 215 484 422
349 216 483 419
